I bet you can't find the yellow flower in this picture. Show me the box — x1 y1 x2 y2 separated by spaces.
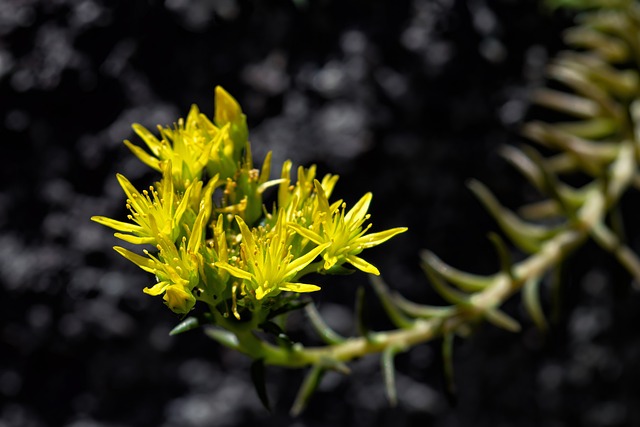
91 161 198 245
216 214 330 301
276 160 339 226
109 177 217 314
124 88 247 188
290 180 407 275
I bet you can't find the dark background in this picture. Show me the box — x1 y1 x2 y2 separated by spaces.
2 0 640 426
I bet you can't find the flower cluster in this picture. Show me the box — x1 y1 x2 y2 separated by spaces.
92 86 406 318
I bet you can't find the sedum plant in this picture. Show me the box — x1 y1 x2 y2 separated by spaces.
92 0 640 414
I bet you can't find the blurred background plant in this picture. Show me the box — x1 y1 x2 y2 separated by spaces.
4 0 640 426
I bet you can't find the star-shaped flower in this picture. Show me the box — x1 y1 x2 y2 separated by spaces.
91 161 199 245
290 180 407 275
216 214 330 301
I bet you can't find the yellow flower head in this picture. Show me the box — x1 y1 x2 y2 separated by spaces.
216 214 330 301
124 87 248 189
276 161 339 226
290 180 407 275
91 161 196 245
108 178 217 314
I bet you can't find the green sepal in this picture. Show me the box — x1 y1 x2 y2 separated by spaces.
250 359 271 413
290 365 325 416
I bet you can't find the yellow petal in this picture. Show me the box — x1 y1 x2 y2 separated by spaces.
143 281 169 296
91 216 141 234
286 242 331 278
132 123 163 156
188 178 217 254
216 262 253 281
289 224 324 246
234 215 255 250
258 151 272 185
114 246 156 273
186 104 200 127
313 180 331 213
345 254 380 275
215 86 243 127
345 192 372 223
279 282 321 293
115 174 143 211
173 181 195 230
124 140 161 172
113 233 155 245
357 227 408 249
320 174 339 198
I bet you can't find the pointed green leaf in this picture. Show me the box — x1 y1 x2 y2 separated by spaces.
420 258 470 305
370 275 413 329
290 365 325 417
523 277 547 333
442 332 456 395
250 359 271 413
468 179 560 253
554 117 618 139
392 290 455 319
420 250 492 292
382 346 401 407
203 326 239 350
317 356 350 374
485 308 521 333
532 88 600 118
488 232 515 280
169 316 200 336
304 303 346 345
